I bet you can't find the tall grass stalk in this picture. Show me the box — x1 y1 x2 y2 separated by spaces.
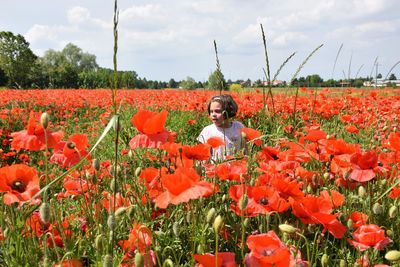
213 40 224 95
331 43 343 80
260 24 273 115
289 44 323 132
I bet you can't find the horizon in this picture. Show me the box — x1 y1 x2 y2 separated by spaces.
1 0 399 82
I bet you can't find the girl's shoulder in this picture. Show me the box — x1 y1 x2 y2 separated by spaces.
231 121 245 129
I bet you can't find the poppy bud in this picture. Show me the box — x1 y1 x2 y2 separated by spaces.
113 117 121 132
93 159 101 171
389 205 398 218
128 149 134 158
323 172 330 180
110 178 118 192
95 234 107 252
206 208 216 224
241 131 247 140
385 250 400 261
103 254 113 267
163 259 174 267
372 203 383 215
358 186 366 198
186 212 192 223
339 259 347 267
134 252 144 267
244 218 250 228
213 215 223 233
39 202 51 224
115 207 127 218
107 214 116 230
386 229 394 238
321 254 329 267
279 224 297 234
347 219 354 230
43 257 51 267
382 125 388 131
40 112 49 129
306 184 313 194
239 194 248 211
135 166 142 177
221 194 227 202
173 222 180 236
196 244 205 254
128 205 135 219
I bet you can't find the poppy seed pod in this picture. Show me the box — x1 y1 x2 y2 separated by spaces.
40 112 49 129
134 252 144 267
39 202 51 224
213 215 223 233
385 250 400 261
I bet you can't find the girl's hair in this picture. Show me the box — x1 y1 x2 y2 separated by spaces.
207 94 238 119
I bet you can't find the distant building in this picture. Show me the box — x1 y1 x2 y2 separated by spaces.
364 79 400 87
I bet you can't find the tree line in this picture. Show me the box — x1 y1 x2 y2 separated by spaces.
1 31 397 89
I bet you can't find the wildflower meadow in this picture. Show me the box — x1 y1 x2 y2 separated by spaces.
0 87 400 267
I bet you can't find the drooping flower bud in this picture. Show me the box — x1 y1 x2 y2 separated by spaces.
372 202 383 215
93 158 101 171
95 234 107 252
279 224 297 234
134 252 144 267
389 205 398 218
358 186 366 198
206 208 216 224
385 250 400 261
213 215 223 233
239 194 248 211
40 112 49 129
321 254 329 267
39 202 51 224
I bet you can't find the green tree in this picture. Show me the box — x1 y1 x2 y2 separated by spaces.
377 73 382 79
0 31 37 88
306 74 323 87
168 78 178 88
207 69 226 90
389 73 397 80
179 77 197 89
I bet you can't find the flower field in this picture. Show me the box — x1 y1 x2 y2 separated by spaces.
1 88 400 266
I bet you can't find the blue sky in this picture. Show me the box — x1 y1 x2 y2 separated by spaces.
1 0 399 82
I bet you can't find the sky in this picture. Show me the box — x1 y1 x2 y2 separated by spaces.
1 0 400 82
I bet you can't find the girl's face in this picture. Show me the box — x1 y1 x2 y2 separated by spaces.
209 101 229 128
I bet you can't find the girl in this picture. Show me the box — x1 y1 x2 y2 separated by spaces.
197 94 245 161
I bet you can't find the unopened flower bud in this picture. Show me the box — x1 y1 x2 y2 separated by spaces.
239 194 248 211
347 219 354 230
95 234 107 252
128 149 134 158
372 203 383 215
358 186 366 198
323 172 330 180
163 259 174 267
134 252 144 267
135 166 142 177
43 257 51 267
40 112 49 129
321 254 329 267
385 250 400 261
173 222 180 236
39 202 51 224
115 207 127 218
389 206 398 218
93 159 101 171
103 254 113 267
339 259 347 267
279 224 297 234
206 208 216 224
113 117 121 132
110 178 118 192
107 214 116 230
196 244 205 254
213 215 223 233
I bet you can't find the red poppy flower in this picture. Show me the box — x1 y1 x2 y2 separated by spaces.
11 111 64 151
349 151 378 182
241 128 262 146
207 137 225 148
182 143 211 161
305 129 327 142
53 259 83 267
348 224 392 251
50 134 90 168
119 223 153 253
215 160 248 182
345 125 359 134
0 164 40 205
194 252 238 267
244 231 291 267
130 109 173 149
154 167 216 209
349 211 369 229
384 132 400 152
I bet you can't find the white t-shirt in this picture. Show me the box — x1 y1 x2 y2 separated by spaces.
197 121 245 161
